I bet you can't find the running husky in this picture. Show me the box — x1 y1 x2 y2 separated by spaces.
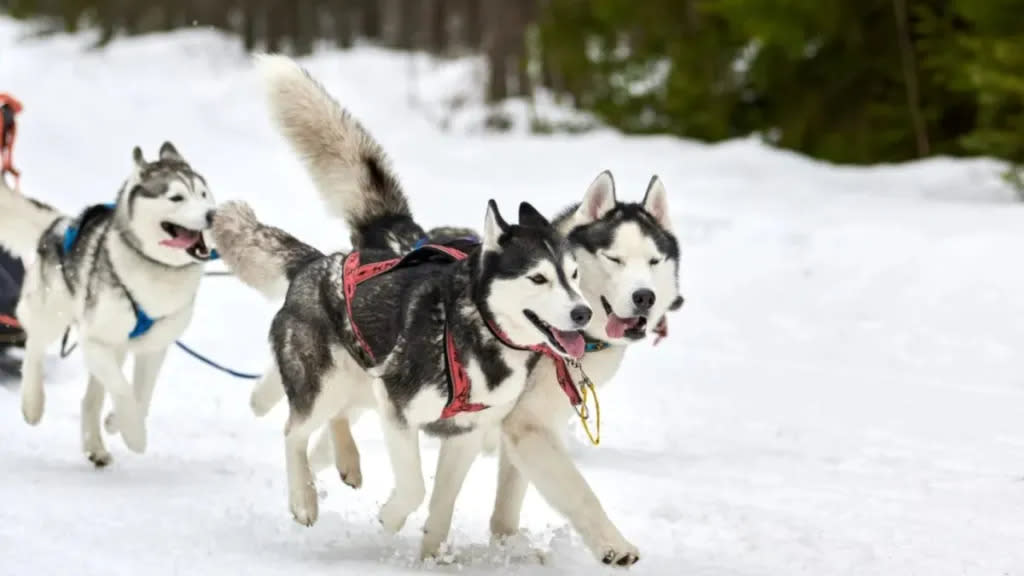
0 143 216 465
246 55 682 565
213 181 590 544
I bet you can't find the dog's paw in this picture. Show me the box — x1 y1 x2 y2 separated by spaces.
289 486 319 527
21 388 44 426
86 449 113 468
490 514 520 540
598 543 640 567
420 529 447 560
339 465 362 490
378 497 411 534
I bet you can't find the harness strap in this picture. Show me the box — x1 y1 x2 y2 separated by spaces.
344 243 487 419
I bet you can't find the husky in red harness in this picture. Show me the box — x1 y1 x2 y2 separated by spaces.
213 193 592 533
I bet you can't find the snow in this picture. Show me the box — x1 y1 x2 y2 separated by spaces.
2 18 1024 576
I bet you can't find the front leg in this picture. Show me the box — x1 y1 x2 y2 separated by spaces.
421 431 484 559
489 440 530 538
104 347 168 437
377 414 424 534
82 341 146 454
502 418 639 566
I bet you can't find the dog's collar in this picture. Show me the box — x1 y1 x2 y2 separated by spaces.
584 336 611 352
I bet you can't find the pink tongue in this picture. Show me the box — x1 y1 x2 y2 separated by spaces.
160 231 199 249
605 314 639 339
552 329 585 359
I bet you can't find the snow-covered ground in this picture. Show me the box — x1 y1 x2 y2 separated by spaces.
1 19 1023 576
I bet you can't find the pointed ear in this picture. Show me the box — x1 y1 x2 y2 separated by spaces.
575 170 617 224
518 202 550 229
642 175 672 231
482 200 509 252
132 146 146 170
159 141 184 162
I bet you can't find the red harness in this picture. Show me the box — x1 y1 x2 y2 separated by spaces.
343 244 490 419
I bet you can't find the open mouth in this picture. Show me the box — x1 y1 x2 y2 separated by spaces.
523 310 585 358
160 222 212 260
601 296 648 340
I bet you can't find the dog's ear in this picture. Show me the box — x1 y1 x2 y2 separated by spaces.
159 141 184 162
575 170 617 224
132 146 146 170
518 202 550 229
482 199 509 252
642 175 672 231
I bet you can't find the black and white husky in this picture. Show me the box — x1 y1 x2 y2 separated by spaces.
0 143 216 465
244 55 681 566
211 122 591 546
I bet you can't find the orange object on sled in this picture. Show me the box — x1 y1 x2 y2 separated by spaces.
1 93 24 189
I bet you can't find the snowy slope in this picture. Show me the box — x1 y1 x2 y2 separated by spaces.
2 19 1024 576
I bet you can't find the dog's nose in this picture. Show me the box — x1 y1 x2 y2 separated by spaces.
632 288 656 311
571 305 592 327
205 209 215 227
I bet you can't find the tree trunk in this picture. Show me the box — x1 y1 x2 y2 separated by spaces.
892 0 930 157
331 0 354 48
427 0 448 54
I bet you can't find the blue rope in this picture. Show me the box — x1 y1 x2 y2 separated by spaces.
174 340 261 380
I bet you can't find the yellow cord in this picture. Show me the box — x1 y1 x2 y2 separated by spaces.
577 379 601 446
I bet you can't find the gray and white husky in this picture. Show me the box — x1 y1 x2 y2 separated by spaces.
211 63 591 544
245 55 682 566
0 143 216 465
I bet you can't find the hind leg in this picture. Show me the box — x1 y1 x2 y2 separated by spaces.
330 417 362 488
19 321 65 426
82 375 112 467
283 380 351 526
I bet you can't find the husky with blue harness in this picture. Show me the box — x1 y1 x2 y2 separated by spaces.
0 142 217 466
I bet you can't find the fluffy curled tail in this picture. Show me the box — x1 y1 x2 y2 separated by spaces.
256 54 423 252
0 181 61 260
210 201 322 300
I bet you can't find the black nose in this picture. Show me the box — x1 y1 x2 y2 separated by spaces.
205 209 215 227
571 305 593 326
632 289 655 311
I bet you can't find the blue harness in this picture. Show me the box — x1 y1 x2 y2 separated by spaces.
61 203 217 340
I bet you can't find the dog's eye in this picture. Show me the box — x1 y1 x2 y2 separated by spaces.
649 258 661 266
529 274 548 285
603 253 623 265
571 269 579 280
168 195 185 203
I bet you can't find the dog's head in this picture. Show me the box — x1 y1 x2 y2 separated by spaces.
476 200 592 359
118 142 217 266
566 171 681 344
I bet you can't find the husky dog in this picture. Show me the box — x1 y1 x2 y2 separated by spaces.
0 143 216 465
245 55 681 565
213 89 591 544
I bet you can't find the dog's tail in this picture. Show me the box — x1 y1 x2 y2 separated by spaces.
256 54 424 253
211 201 322 300
0 181 62 260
